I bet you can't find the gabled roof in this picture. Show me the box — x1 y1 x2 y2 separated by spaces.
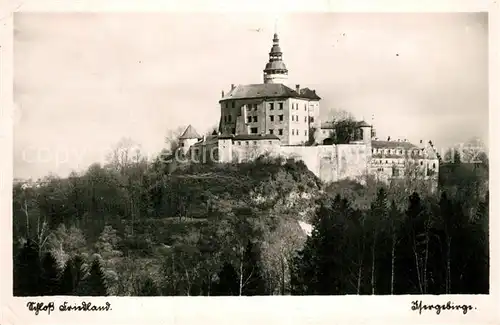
179 125 201 140
220 84 321 102
372 140 417 150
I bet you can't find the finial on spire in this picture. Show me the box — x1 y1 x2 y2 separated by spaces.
274 18 278 35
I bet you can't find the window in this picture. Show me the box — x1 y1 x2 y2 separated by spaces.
253 104 257 111
292 129 295 135
304 104 307 111
291 115 294 121
251 127 258 134
420 161 423 165
224 116 227 122
278 129 283 135
228 115 232 122
268 141 272 145
253 116 257 123
269 129 274 134
279 102 283 110
304 116 307 122
270 115 274 122
232 102 235 108
247 105 252 111
392 166 400 177
269 103 274 110
310 117 315 123
247 116 252 123
253 141 257 145
279 115 284 121
432 163 436 169
225 102 228 109
296 115 299 121
304 130 307 136
238 141 241 145
231 128 236 134
245 141 249 145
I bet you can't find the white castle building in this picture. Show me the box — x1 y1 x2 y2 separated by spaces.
177 32 439 184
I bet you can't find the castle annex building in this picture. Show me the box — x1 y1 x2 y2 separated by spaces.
179 32 439 184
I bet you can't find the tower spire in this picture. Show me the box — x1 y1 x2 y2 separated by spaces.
263 24 288 84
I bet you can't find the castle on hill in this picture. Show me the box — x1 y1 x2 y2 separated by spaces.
177 32 439 184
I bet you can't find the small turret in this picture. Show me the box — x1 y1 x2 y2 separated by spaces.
178 125 201 154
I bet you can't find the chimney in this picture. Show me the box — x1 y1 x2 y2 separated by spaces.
387 136 391 141
404 139 407 142
420 139 423 144
296 84 300 92
231 84 235 90
221 90 225 98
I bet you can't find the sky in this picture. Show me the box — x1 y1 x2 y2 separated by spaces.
13 12 488 179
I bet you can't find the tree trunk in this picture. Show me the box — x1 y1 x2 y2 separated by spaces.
390 233 396 295
357 240 365 294
423 231 430 294
239 259 243 296
280 255 286 295
412 242 423 294
446 237 452 294
371 232 377 295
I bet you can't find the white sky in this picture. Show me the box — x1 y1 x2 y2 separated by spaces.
14 12 488 179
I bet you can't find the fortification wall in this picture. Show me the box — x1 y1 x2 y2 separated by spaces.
336 144 370 181
278 146 322 176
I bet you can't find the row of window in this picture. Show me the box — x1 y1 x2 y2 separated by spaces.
291 115 308 123
290 103 308 111
291 129 308 136
268 103 284 110
374 159 436 168
236 140 275 145
373 148 424 155
227 114 314 124
268 129 284 135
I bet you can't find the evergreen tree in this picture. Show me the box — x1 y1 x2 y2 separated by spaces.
80 257 108 296
59 258 75 295
291 195 351 295
13 239 42 296
213 262 239 296
241 241 267 295
40 252 60 295
138 278 159 296
368 188 388 294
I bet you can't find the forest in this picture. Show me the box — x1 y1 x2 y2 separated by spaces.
13 139 489 296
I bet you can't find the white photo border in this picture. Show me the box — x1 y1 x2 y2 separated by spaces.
0 0 498 324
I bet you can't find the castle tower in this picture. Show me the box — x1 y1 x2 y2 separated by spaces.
358 121 372 144
263 32 288 84
178 125 201 154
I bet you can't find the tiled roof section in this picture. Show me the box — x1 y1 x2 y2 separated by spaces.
220 84 320 102
372 140 418 150
179 125 201 139
320 120 371 129
233 134 280 141
299 87 321 100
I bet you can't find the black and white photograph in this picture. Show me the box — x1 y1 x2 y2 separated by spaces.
11 11 489 299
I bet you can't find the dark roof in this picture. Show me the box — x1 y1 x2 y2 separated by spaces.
179 125 201 139
220 84 321 102
298 87 321 100
320 120 371 129
265 61 288 71
357 120 371 127
220 134 280 141
372 140 417 149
